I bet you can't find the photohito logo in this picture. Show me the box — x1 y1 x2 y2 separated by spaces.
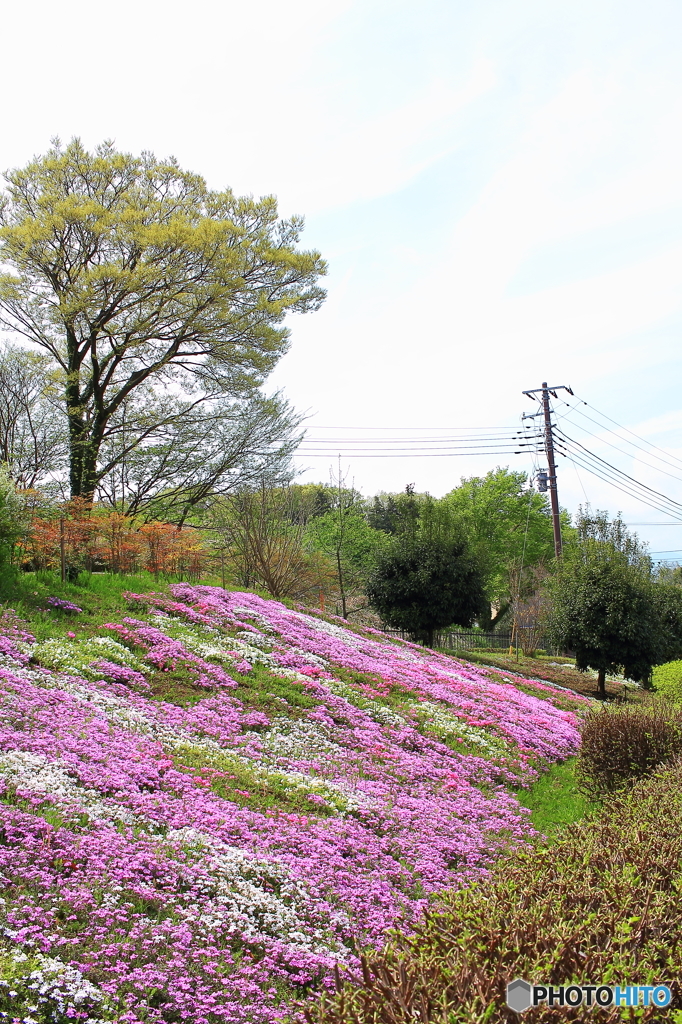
506 979 671 1013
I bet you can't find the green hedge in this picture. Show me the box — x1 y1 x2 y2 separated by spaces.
653 660 682 703
575 701 682 799
304 763 682 1023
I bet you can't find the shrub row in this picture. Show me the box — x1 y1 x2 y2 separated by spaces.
304 761 682 1023
576 700 682 799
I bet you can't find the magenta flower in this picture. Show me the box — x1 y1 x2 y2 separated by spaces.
0 584 587 1024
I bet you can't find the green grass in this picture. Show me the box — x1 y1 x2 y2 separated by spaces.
231 663 319 715
170 743 345 817
0 569 170 641
515 757 596 838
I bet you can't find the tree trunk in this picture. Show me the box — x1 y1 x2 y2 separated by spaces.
597 667 606 697
67 406 102 499
490 601 510 629
336 548 347 618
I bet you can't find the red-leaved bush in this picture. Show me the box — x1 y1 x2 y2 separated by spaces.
576 700 682 798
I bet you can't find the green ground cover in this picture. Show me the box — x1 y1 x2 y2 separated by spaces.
516 757 595 837
0 569 171 640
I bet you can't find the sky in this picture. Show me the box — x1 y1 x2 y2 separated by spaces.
2 0 682 556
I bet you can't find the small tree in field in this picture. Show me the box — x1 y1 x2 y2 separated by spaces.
546 509 664 696
210 484 332 600
366 535 485 646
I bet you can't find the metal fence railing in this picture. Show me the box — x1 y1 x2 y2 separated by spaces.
435 631 513 651
381 628 513 651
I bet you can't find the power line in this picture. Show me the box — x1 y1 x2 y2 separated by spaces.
555 440 682 522
292 452 524 460
298 439 524 450
558 401 682 483
555 427 682 515
571 397 682 473
303 424 521 431
295 395 682 533
556 441 682 518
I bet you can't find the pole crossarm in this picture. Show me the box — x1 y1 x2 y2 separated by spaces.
522 384 574 400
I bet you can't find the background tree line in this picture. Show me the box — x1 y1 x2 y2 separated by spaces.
2 138 681 693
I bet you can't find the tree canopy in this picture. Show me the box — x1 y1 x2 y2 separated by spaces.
442 468 563 626
0 343 67 490
545 510 680 695
306 505 388 617
0 139 326 499
366 534 486 646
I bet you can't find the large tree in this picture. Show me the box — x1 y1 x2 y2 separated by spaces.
545 510 669 696
366 534 486 646
442 468 564 628
94 389 302 523
0 139 326 499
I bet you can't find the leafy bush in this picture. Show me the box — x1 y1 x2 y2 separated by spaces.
0 463 24 567
575 701 682 799
304 761 682 1023
366 536 485 646
653 660 682 703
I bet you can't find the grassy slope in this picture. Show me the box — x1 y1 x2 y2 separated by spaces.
449 647 634 699
515 758 594 836
0 568 170 640
1 571 593 839
0 571 593 1023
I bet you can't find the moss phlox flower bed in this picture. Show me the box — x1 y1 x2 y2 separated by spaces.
0 586 587 1023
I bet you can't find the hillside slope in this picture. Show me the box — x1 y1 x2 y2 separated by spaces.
0 585 589 1023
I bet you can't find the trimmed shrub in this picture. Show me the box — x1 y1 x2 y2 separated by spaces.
575 701 682 799
653 659 682 703
304 761 682 1023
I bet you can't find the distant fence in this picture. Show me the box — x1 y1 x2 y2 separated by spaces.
436 631 513 651
382 628 513 651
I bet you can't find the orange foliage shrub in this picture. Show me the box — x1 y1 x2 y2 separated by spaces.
17 499 208 580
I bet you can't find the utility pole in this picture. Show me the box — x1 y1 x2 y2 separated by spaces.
521 381 573 558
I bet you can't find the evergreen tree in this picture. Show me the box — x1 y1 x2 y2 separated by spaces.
366 534 485 646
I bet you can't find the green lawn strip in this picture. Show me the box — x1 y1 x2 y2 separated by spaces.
482 670 590 713
230 662 319 715
514 758 596 838
1 570 171 642
446 647 631 699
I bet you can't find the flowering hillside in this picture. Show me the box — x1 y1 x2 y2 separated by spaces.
0 586 589 1024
